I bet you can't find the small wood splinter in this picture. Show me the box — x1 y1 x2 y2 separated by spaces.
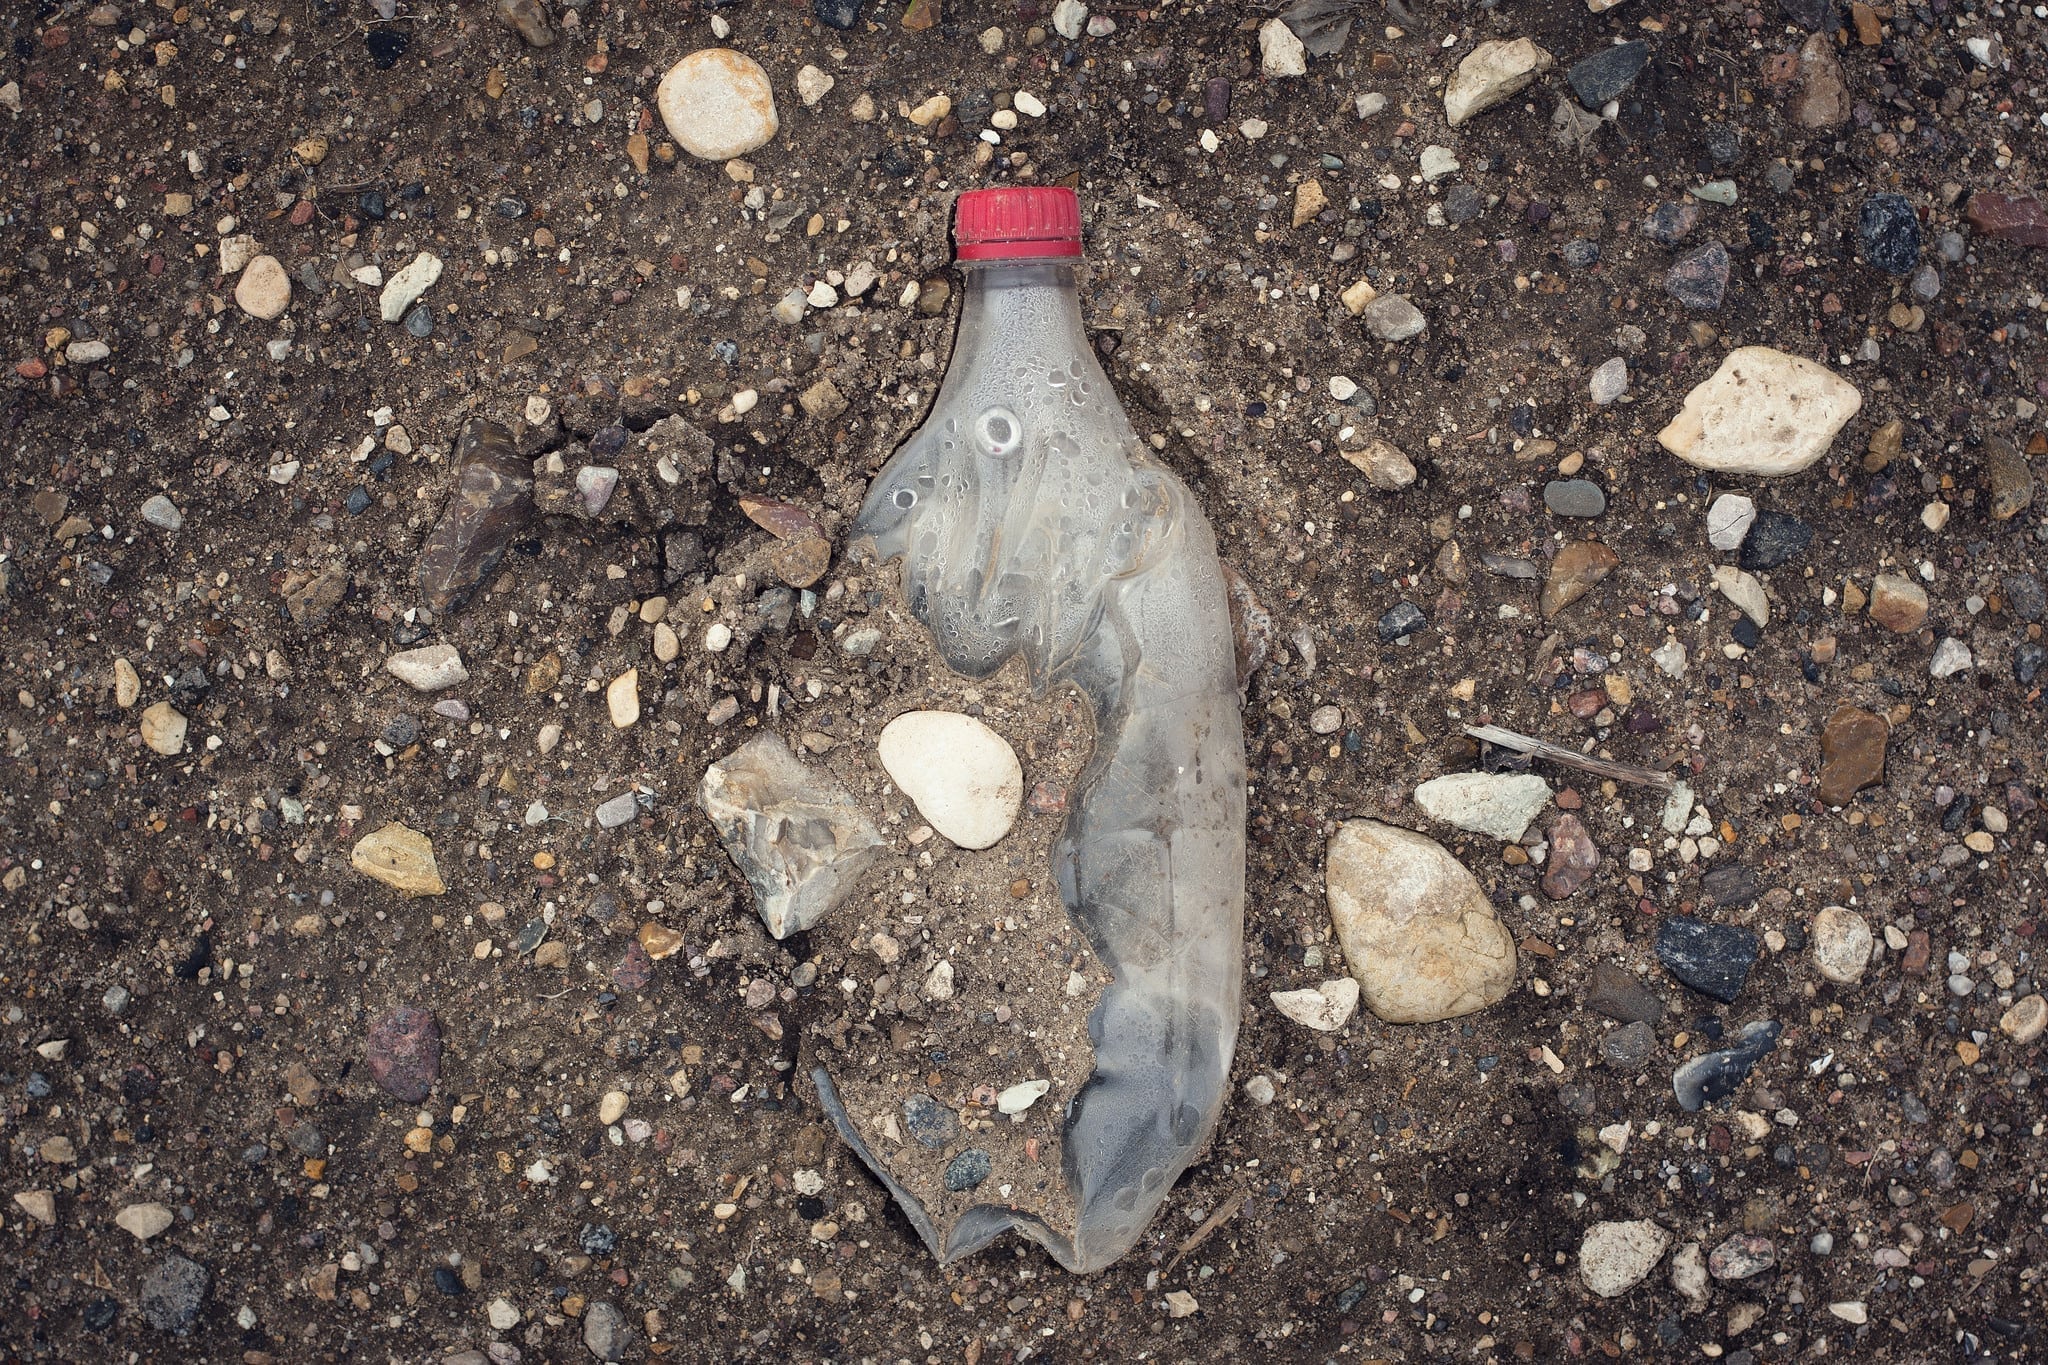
1463 723 1680 792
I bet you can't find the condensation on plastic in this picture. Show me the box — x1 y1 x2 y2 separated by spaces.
814 259 1247 1273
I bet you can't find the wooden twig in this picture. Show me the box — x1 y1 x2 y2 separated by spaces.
1165 1186 1249 1273
1462 723 1679 792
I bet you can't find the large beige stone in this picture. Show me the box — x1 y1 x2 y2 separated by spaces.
1657 347 1863 477
1444 38 1554 127
876 711 1022 850
657 49 779 161
140 701 188 756
350 822 446 896
1325 819 1517 1024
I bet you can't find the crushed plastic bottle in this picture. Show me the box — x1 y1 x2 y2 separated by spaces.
813 188 1247 1273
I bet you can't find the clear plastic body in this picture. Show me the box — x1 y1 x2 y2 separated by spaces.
815 260 1247 1272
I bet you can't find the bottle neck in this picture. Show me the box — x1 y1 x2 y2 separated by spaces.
952 259 1088 378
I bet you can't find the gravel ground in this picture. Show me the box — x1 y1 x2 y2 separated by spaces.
3 0 2046 1360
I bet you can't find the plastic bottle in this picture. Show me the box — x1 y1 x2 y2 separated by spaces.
811 188 1247 1273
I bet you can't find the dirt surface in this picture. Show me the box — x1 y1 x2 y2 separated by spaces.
3 0 2047 1361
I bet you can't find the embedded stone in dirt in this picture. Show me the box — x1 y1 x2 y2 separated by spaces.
140 1253 211 1331
1655 915 1759 1002
699 733 887 938
1708 1233 1777 1281
1341 437 1417 491
1984 435 2033 521
1965 191 2048 247
1790 31 1849 129
1413 772 1552 842
1584 961 1665 1025
1706 493 1756 550
1579 1219 1671 1297
1360 292 1426 341
379 251 444 323
1540 540 1620 617
114 1201 174 1241
1672 1020 1781 1110
416 418 534 612
1444 38 1554 126
1812 905 1873 984
1657 346 1862 477
657 49 779 161
350 822 446 896
1540 813 1599 898
139 701 187 756
233 254 291 320
1712 565 1769 626
1268 977 1360 1032
1866 573 1928 632
2001 994 2047 1044
876 711 1024 850
1324 819 1518 1024
1816 704 1887 805
365 1004 443 1102
386 643 468 692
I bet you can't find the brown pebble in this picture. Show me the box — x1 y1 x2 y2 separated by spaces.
1009 879 1031 899
1817 704 1888 806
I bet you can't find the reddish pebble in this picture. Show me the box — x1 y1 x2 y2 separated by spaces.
1541 813 1600 899
1566 688 1607 719
613 940 654 992
148 253 165 276
1555 787 1583 810
15 358 47 379
365 1005 443 1103
1902 930 1931 975
290 200 316 226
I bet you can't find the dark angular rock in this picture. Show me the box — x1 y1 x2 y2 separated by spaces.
944 1148 993 1192
1700 862 1761 908
1602 1019 1657 1072
1585 961 1665 1025
1673 1019 1781 1111
1858 193 1921 275
1985 436 2034 521
1738 511 1814 571
417 419 535 613
579 1222 620 1256
813 0 861 28
1778 0 1834 29
365 1005 442 1103
1444 184 1486 225
1562 237 1602 269
140 1254 211 1331
2015 642 2045 686
1655 916 1760 1003
1731 616 1762 650
2004 572 2045 622
1378 601 1427 642
1568 41 1651 108
903 1093 958 1149
1664 242 1730 309
1703 123 1742 165
1643 201 1701 245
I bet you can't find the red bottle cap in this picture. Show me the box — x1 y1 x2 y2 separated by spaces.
953 187 1083 262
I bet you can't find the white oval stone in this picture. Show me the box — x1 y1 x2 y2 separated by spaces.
657 49 779 162
234 253 292 320
1811 905 1873 984
876 711 1023 851
598 1090 629 1125
140 701 188 756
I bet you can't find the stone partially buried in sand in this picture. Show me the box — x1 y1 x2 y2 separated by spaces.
1657 347 1862 477
658 48 779 161
1325 819 1517 1024
700 733 887 938
1580 1220 1672 1298
876 711 1024 850
1413 772 1552 842
1444 38 1554 127
350 822 446 896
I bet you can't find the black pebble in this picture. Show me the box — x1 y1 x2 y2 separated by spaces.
1567 41 1651 109
1378 601 1427 642
1858 193 1921 276
364 28 409 67
1655 915 1760 1003
432 1266 463 1295
1738 510 1814 570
